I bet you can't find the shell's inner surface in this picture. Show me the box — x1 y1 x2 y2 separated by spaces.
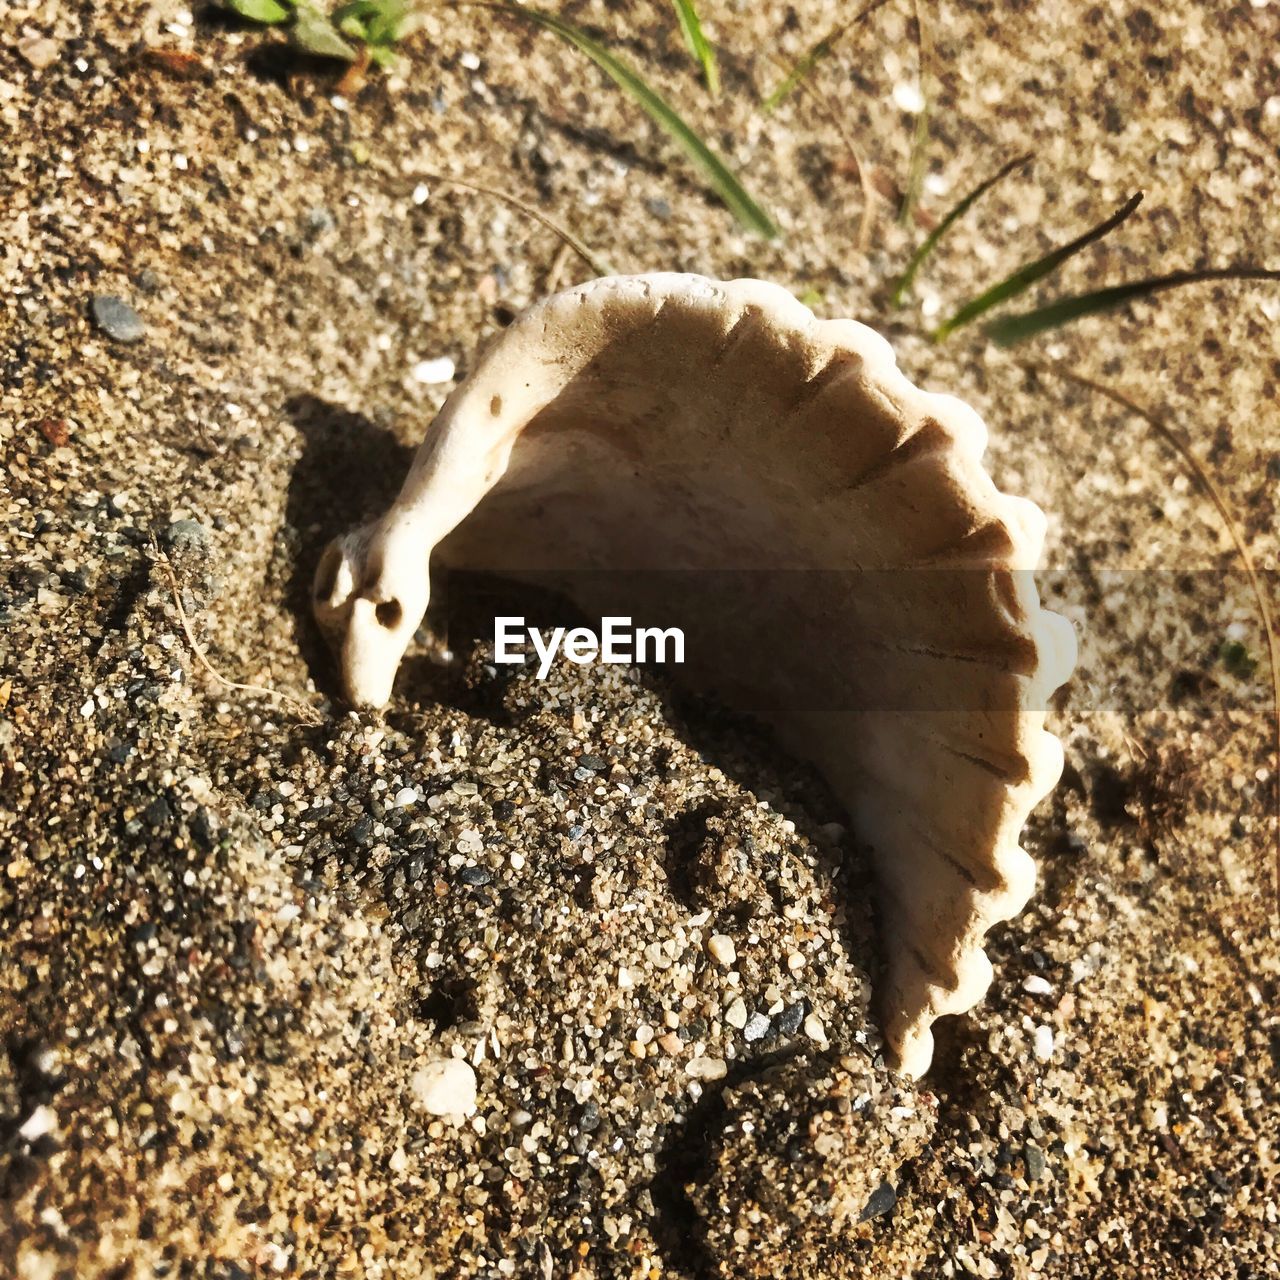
320 274 1077 1076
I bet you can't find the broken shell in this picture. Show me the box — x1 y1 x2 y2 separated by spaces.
313 274 1076 1077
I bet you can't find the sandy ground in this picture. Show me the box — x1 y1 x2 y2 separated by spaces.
1 0 1278 1276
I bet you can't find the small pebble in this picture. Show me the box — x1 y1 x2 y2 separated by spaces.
18 33 61 70
162 519 210 553
859 1179 897 1222
412 356 456 385
774 1001 805 1036
742 1012 771 1043
411 1059 477 1118
803 1013 827 1044
1023 975 1054 996
18 1105 57 1142
1033 1024 1055 1062
91 295 146 344
686 1056 728 1081
725 997 748 1030
707 934 736 967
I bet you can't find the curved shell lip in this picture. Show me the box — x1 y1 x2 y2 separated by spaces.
319 271 1078 1078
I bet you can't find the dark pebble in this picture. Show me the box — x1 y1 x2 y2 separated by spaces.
144 796 173 828
162 519 210 554
859 1179 897 1222
90 295 146 344
457 865 492 886
1024 1142 1047 1181
774 1000 805 1037
577 754 607 773
578 1100 601 1132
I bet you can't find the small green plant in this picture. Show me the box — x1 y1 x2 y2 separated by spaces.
890 162 1279 344
219 0 775 239
490 3 776 239
930 192 1145 340
224 0 419 64
333 1 421 66
890 152 1032 305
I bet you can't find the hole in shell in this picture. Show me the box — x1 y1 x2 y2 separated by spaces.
376 599 403 629
489 395 503 417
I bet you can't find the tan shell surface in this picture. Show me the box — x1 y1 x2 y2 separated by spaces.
315 274 1077 1077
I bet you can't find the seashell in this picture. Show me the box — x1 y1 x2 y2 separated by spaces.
313 274 1077 1077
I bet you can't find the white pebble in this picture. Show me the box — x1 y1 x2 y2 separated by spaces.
803 1013 827 1044
1023 975 1053 996
892 81 925 113
686 1056 728 1081
460 50 481 70
616 966 634 990
1033 1024 1055 1062
412 356 456 385
412 183 430 206
725 997 748 1030
394 786 417 807
19 1106 57 1142
707 934 736 967
787 951 806 972
411 1059 477 1118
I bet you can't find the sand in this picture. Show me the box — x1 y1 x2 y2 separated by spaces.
1 0 1277 1276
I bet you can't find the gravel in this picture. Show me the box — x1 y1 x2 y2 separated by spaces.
2 1 1277 1277
88 295 145 344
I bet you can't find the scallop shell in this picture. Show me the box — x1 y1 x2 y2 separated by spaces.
313 274 1076 1077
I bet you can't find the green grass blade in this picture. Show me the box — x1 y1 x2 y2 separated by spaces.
932 191 1144 341
986 267 1280 346
898 98 929 226
672 0 719 97
891 152 1032 306
488 2 777 239
763 0 891 112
